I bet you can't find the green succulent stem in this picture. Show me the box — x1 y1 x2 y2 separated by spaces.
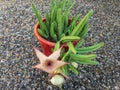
61 50 70 61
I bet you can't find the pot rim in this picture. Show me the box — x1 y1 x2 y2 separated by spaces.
34 18 56 47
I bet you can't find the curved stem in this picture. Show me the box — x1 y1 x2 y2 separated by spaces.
61 50 71 61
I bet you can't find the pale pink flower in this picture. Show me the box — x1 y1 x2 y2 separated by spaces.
33 46 67 75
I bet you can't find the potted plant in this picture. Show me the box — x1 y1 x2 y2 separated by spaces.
32 0 104 88
32 0 93 56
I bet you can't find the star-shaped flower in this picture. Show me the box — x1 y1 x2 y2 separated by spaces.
33 46 67 75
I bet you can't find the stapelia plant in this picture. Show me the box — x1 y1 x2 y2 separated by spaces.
32 0 93 42
32 0 104 88
33 41 104 87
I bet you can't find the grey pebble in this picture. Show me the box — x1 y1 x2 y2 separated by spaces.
0 0 120 90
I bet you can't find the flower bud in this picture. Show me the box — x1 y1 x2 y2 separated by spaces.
50 74 65 86
71 62 78 68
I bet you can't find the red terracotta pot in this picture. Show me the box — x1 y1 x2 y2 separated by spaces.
34 18 78 56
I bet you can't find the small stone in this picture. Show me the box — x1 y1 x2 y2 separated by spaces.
46 85 52 90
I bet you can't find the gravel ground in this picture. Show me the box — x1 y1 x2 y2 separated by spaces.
0 0 120 90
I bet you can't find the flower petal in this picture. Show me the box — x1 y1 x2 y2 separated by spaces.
33 46 47 61
33 63 54 74
32 64 43 71
45 60 67 74
55 61 67 69
48 48 62 60
33 59 67 75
